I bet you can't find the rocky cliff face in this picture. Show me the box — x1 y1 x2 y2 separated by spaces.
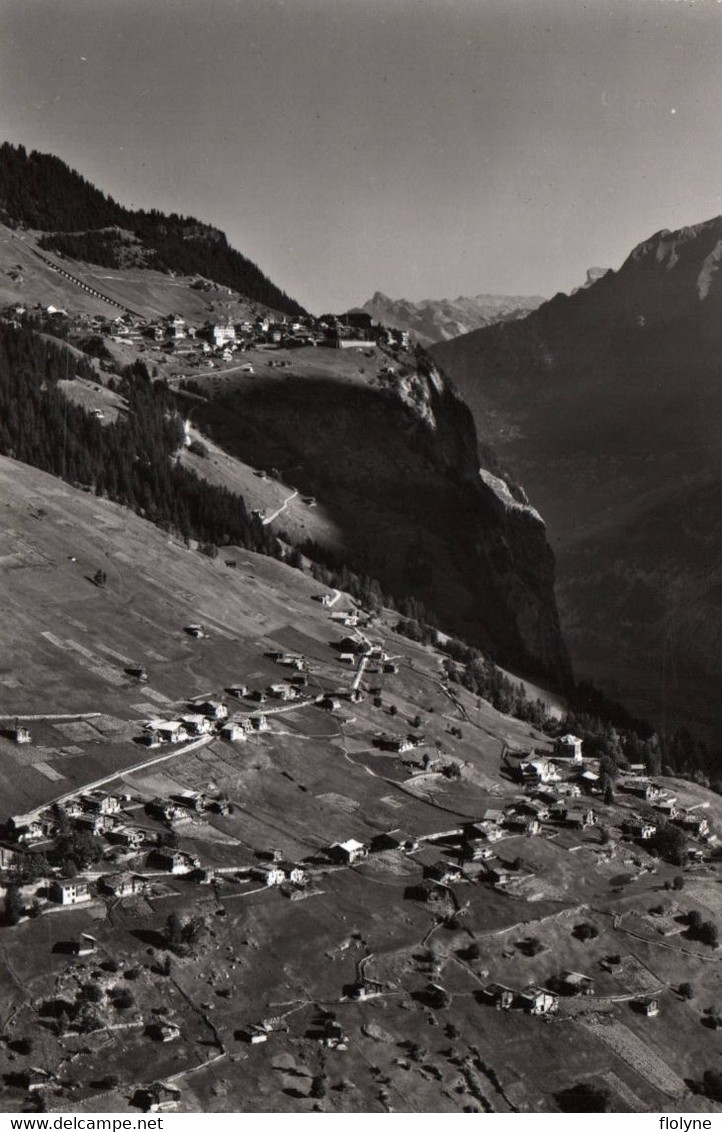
357 290 545 346
431 216 722 737
187 354 571 688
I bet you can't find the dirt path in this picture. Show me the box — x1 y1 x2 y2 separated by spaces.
261 490 299 526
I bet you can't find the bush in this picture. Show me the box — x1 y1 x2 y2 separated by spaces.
53 828 104 871
76 1010 104 1034
679 982 694 1000
188 439 209 458
4 885 23 925
650 822 687 866
80 983 103 1004
95 1074 120 1090
524 937 544 956
573 922 599 942
163 911 209 956
109 987 135 1010
310 1075 328 1100
75 335 113 361
556 1082 613 1112
703 1069 722 1101
698 921 719 948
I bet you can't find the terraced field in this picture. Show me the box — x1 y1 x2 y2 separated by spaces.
0 456 719 1113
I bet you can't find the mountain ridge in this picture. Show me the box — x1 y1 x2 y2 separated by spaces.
357 288 545 346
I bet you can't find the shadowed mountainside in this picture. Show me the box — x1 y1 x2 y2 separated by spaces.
432 217 722 739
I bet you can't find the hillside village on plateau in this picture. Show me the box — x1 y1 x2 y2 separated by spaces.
0 146 719 1116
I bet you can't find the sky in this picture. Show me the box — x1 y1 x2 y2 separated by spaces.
2 0 722 313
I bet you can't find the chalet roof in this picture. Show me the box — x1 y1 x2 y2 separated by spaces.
481 809 504 823
519 983 553 1000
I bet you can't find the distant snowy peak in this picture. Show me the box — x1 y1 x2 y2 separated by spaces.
357 290 546 345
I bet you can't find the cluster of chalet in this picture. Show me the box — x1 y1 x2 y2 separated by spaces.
484 973 658 1020
4 301 418 406
5 778 241 909
513 735 714 857
248 853 306 888
142 311 323 361
140 695 270 747
333 633 395 669
618 775 712 846
515 735 585 785
77 304 415 358
484 982 558 1015
31 310 149 346
482 781 597 841
148 305 411 363
318 311 410 352
515 735 622 831
9 789 127 845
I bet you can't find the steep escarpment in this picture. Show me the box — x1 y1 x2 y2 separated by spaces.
184 355 571 687
432 216 722 737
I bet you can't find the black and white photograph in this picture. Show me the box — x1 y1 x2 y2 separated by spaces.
0 0 720 1118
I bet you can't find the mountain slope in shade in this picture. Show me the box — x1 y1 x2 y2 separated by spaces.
358 290 545 346
431 216 722 739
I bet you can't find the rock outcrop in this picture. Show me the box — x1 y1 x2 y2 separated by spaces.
187 355 571 688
